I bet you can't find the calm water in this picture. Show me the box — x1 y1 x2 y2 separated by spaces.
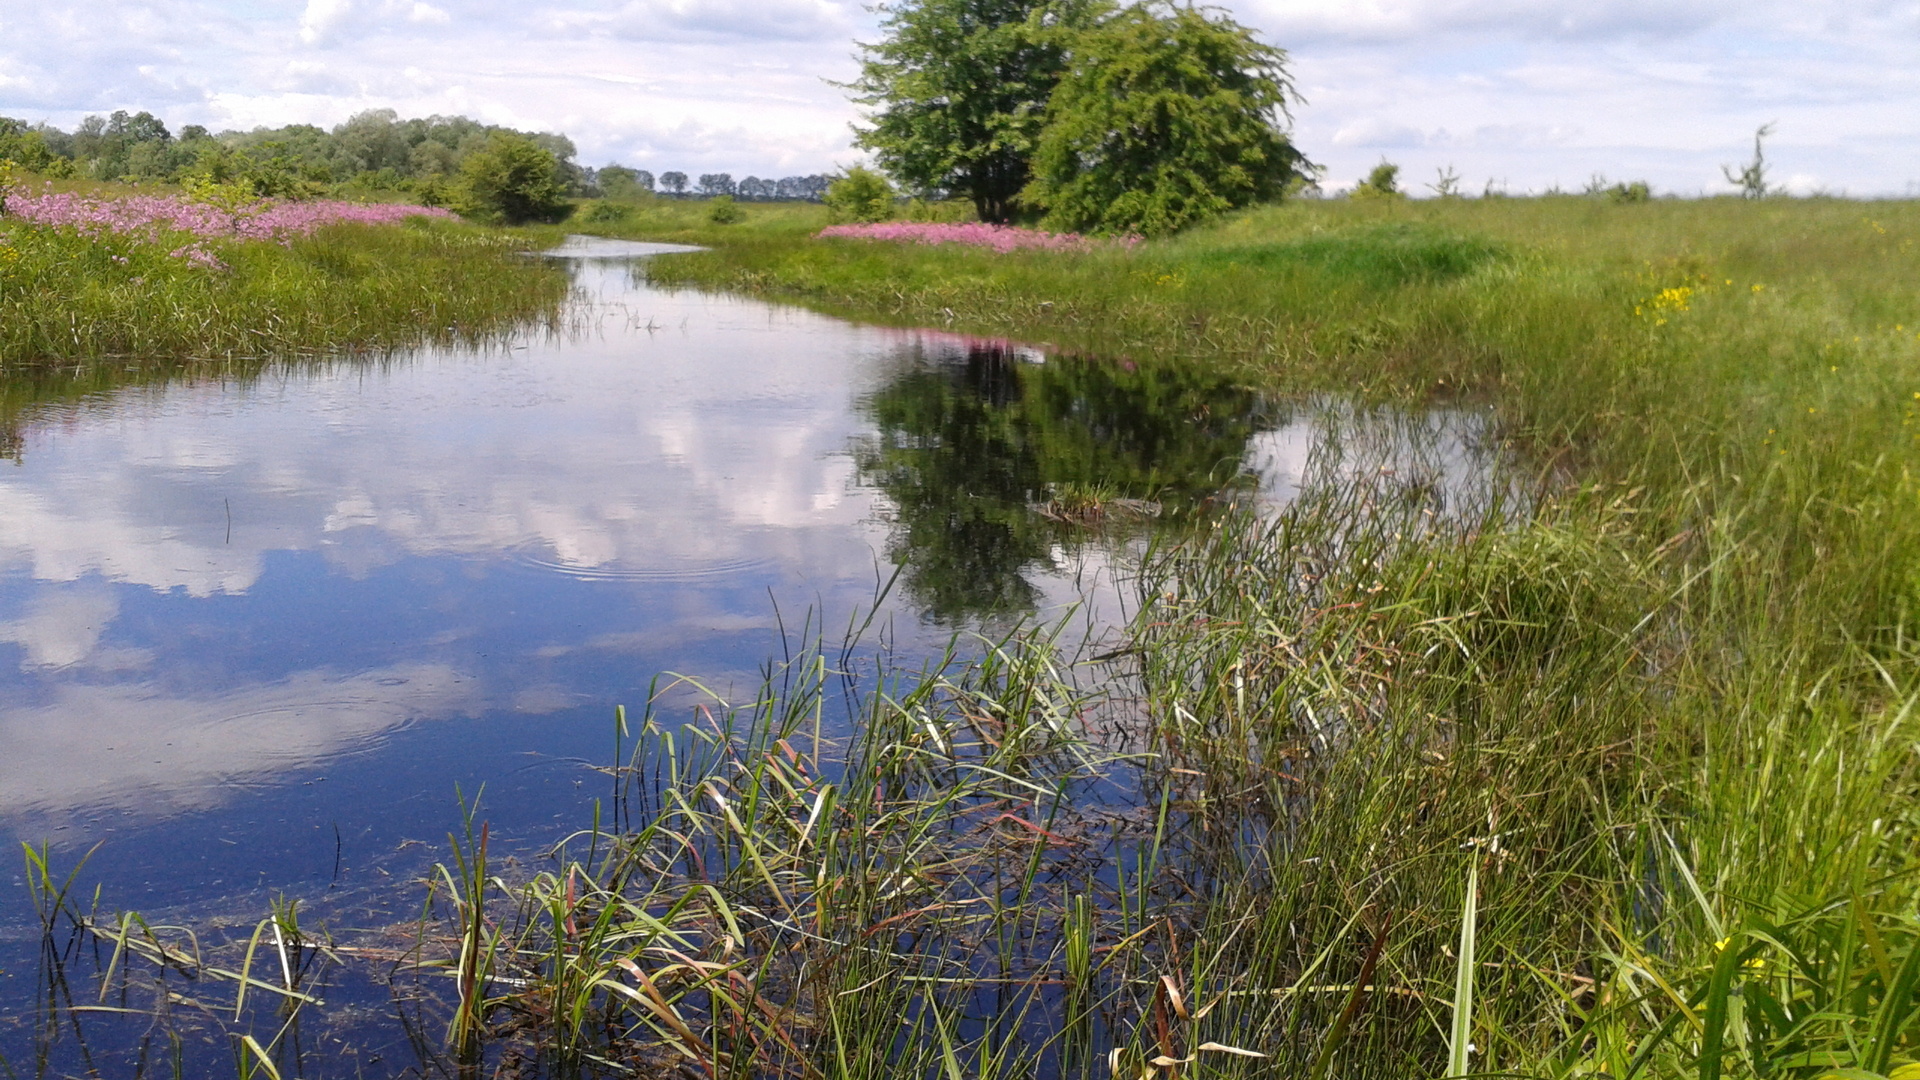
0 237 1499 1071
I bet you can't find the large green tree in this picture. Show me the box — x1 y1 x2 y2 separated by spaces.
849 0 1103 224
1023 2 1312 236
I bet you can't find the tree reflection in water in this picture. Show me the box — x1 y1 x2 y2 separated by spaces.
856 340 1275 621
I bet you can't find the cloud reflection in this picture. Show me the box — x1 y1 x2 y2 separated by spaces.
0 662 481 827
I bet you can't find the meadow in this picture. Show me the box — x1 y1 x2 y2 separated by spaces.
13 188 1920 1079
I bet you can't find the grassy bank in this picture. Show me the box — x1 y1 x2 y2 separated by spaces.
24 197 1920 1079
0 182 571 369
567 197 1920 1077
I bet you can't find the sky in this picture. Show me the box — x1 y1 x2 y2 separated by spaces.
1 0 1916 196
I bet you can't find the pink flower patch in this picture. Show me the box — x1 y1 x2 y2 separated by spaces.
3 186 457 244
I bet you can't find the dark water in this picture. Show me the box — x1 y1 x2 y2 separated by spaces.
0 237 1499 1072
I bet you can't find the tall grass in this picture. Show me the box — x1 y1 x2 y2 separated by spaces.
0 215 571 366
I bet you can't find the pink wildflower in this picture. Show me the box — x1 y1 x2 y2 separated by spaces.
2 185 457 243
168 244 230 272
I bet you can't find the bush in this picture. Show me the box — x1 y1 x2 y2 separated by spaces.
824 167 897 223
706 194 745 225
1609 180 1652 203
1350 160 1403 199
455 133 571 225
580 200 633 224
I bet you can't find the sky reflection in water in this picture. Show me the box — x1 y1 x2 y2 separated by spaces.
0 238 1498 922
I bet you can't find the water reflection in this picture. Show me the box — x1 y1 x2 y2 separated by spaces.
0 238 1499 912
857 341 1273 619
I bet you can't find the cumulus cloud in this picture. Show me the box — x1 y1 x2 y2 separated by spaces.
1243 0 1762 44
0 587 126 670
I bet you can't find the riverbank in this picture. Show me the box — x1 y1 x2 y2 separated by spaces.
558 197 1920 1077
0 179 570 368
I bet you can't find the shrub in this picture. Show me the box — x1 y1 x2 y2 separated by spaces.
824 167 897 223
1609 180 1652 203
455 133 571 225
706 194 745 225
579 200 632 224
1350 160 1403 199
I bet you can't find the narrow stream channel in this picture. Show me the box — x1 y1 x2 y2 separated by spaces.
0 237 1500 1073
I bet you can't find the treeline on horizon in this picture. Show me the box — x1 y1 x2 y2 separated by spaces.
0 108 830 205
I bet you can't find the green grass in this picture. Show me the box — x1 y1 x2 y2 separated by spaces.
0 207 572 455
0 216 570 367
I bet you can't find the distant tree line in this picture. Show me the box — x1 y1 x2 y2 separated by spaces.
587 166 831 202
0 108 835 219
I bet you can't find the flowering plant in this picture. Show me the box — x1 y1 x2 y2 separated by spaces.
2 186 457 243
816 222 1137 253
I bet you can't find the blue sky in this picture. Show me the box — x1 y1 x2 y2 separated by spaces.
1 0 1915 194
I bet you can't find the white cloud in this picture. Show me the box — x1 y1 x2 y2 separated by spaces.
556 0 853 42
299 0 356 45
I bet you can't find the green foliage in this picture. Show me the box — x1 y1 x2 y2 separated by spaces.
824 165 899 223
577 200 633 224
1 108 587 204
455 133 572 225
850 0 1104 223
1611 179 1653 203
904 196 977 223
1350 159 1403 199
1022 2 1313 236
705 194 744 225
0 118 63 176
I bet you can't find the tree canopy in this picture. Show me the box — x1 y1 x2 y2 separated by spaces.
849 0 1103 224
1021 2 1311 236
456 132 571 224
